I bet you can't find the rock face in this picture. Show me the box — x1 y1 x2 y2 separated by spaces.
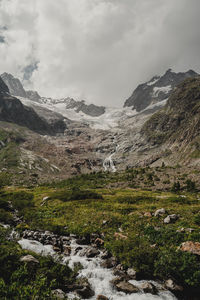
1 73 41 102
26 90 41 102
0 77 9 94
0 93 65 135
65 98 106 117
1 72 27 98
124 69 198 112
142 77 200 146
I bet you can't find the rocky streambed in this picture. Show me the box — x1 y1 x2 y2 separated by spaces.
14 229 177 300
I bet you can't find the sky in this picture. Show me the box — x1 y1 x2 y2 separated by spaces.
0 0 200 107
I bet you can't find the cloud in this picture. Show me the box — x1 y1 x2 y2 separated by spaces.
0 0 200 106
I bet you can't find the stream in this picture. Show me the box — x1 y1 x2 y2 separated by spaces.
18 233 177 300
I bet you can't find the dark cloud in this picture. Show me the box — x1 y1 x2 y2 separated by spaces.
0 0 199 106
23 62 38 81
0 36 5 43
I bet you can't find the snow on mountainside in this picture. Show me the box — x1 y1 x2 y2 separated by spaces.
0 71 169 131
124 69 199 111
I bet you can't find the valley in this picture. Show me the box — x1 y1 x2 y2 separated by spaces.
0 69 200 299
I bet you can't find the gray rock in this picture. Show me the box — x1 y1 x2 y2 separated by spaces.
127 268 137 279
154 208 166 217
96 295 109 300
115 281 139 294
165 279 183 292
164 214 179 224
51 289 66 299
140 282 157 294
86 247 100 258
20 255 39 264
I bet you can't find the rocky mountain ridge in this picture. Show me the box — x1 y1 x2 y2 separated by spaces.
0 73 106 118
0 70 199 183
124 69 199 112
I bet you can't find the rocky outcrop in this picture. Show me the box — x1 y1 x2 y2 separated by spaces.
64 98 105 117
26 90 41 102
0 77 9 94
1 72 27 98
124 69 199 112
0 93 65 135
142 77 200 151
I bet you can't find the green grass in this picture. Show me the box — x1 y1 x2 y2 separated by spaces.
0 171 200 291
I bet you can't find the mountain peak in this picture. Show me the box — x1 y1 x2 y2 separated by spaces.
124 69 199 112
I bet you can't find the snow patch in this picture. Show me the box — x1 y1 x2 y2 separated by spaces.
153 85 172 97
147 77 160 86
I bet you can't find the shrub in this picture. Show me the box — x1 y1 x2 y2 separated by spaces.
185 179 196 192
50 189 103 202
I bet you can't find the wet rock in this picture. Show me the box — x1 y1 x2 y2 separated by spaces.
140 282 157 294
96 295 109 300
86 247 100 258
63 245 71 256
76 235 90 245
76 286 95 299
164 214 179 224
101 250 111 260
127 268 137 280
101 257 118 268
53 246 61 252
20 255 39 264
94 238 104 248
51 289 66 299
155 208 166 217
165 279 184 292
180 241 200 255
115 281 139 294
74 246 83 254
74 278 95 299
113 269 126 278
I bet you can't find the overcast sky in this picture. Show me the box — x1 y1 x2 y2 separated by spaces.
0 0 200 106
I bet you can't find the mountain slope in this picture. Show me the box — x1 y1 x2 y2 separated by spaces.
0 79 66 135
124 69 199 112
142 77 200 145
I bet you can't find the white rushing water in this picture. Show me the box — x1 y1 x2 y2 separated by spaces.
18 237 177 300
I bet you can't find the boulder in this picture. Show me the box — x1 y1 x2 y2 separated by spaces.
101 250 111 260
96 295 109 300
20 255 39 264
115 281 139 294
86 248 100 258
155 208 166 217
140 282 157 294
164 214 179 224
51 289 66 299
101 257 118 269
94 238 104 248
165 279 183 292
63 246 71 256
127 268 137 279
180 241 200 256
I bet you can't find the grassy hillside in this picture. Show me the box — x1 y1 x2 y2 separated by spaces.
0 169 200 298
